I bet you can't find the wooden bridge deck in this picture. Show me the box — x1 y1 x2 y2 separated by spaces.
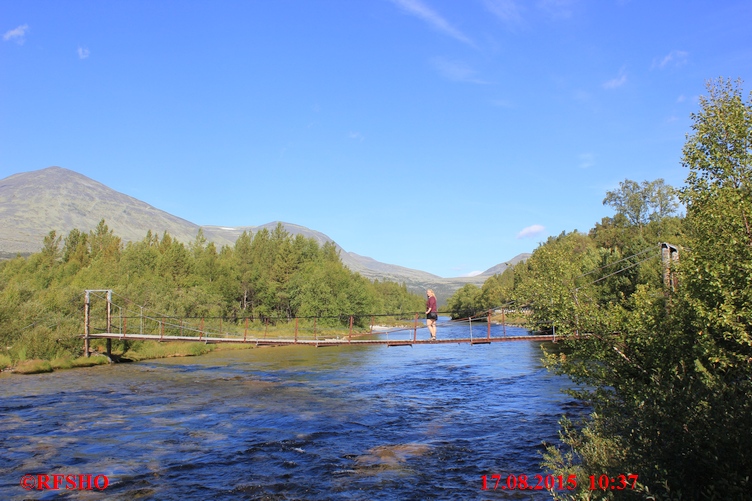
83 332 558 347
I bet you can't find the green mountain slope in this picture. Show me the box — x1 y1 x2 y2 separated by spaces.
0 166 529 300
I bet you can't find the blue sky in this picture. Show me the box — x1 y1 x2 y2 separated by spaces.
1 1 750 278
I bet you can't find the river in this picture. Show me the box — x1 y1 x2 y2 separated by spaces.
0 322 581 500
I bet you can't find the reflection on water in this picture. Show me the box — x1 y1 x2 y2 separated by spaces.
0 324 580 500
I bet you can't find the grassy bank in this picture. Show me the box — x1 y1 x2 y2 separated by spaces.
489 311 531 328
0 340 259 375
0 321 379 375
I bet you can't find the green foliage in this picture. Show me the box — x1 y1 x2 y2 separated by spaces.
0 220 425 364
120 341 212 361
444 262 523 319
537 78 752 500
514 231 600 332
479 265 516 309
14 359 53 374
445 283 481 319
603 179 679 228
680 77 752 360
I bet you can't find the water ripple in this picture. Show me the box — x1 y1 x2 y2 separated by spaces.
0 325 579 500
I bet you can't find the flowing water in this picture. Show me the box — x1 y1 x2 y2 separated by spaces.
0 323 582 500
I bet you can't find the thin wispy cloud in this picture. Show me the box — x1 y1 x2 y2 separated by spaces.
537 0 579 19
464 270 483 277
3 24 29 44
430 57 488 84
579 152 595 169
573 89 592 102
491 98 514 108
77 46 90 59
517 224 545 239
348 131 364 141
652 50 688 69
390 0 475 47
484 0 524 28
603 67 627 89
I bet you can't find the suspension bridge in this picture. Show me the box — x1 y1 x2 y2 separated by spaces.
81 290 558 358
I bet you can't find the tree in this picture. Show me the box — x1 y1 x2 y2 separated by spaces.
62 228 90 266
41 230 61 264
603 179 679 228
673 78 752 492
542 79 752 500
513 231 599 332
445 283 481 319
89 219 121 261
680 77 752 361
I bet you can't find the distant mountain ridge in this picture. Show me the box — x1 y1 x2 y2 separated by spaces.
0 167 530 299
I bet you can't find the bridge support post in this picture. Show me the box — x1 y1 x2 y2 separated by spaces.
487 310 491 341
502 308 506 337
661 242 679 291
82 289 114 358
84 291 91 357
106 290 112 359
413 314 418 342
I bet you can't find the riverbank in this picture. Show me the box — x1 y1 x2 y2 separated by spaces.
0 322 401 376
0 340 260 376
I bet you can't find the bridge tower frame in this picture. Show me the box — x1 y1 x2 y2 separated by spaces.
661 243 679 292
83 289 114 358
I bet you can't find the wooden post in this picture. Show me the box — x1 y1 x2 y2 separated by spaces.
413 313 418 342
244 317 248 342
349 316 353 343
84 291 91 357
106 290 112 359
295 317 298 344
661 243 679 291
502 308 506 337
487 310 491 341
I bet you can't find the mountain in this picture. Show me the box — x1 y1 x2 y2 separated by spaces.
0 167 529 299
0 167 204 254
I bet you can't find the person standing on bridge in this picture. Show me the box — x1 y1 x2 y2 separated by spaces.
426 289 438 341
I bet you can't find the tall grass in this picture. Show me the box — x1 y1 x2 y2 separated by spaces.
122 341 215 361
51 355 109 370
14 359 53 374
0 354 12 370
